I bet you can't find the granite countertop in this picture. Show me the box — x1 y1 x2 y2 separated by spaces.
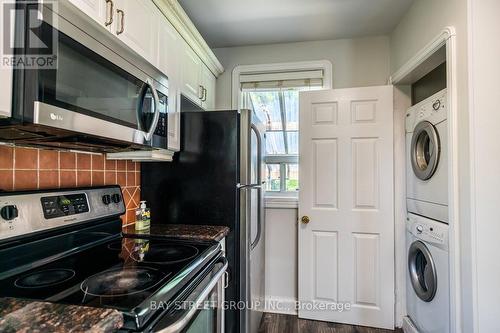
123 224 230 242
0 297 123 333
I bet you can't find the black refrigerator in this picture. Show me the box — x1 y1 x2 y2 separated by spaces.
141 109 265 333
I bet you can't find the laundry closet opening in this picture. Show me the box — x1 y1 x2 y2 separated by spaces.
391 36 456 332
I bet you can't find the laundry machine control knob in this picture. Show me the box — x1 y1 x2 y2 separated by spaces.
416 225 424 234
432 100 441 110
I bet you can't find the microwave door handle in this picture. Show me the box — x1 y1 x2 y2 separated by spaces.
142 78 160 142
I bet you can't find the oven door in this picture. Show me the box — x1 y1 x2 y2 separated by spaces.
155 257 228 333
9 2 168 150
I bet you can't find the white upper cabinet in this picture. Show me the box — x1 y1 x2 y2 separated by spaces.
157 16 181 80
201 64 216 110
68 0 159 66
112 0 159 65
157 13 182 151
181 42 217 110
67 0 109 26
181 42 204 106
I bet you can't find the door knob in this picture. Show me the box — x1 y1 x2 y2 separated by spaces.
300 216 310 224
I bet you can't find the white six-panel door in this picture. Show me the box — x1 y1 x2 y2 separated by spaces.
298 86 394 329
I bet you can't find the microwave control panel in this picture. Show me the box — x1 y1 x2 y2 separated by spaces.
154 113 167 137
154 97 167 137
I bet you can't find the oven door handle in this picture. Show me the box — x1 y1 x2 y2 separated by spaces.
157 257 228 333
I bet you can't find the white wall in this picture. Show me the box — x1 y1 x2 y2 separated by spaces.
390 0 472 331
467 0 500 331
264 208 298 313
390 0 467 73
213 36 391 109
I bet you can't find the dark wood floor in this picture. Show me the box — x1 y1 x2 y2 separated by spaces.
258 313 403 333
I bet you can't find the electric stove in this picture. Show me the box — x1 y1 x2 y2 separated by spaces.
0 186 227 332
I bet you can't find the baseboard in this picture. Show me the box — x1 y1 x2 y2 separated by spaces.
402 316 419 333
263 296 298 315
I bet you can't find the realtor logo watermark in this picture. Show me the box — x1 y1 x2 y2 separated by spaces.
150 300 353 313
1 0 58 69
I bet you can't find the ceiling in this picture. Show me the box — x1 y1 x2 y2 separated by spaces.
178 0 415 48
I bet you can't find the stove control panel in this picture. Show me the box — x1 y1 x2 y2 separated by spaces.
41 193 89 219
0 186 125 241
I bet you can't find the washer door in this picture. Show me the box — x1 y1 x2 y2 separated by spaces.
408 240 437 302
410 121 441 180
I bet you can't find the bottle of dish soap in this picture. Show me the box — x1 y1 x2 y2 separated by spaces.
135 201 151 231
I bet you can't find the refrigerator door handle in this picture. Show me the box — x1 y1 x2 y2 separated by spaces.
237 182 264 189
250 124 264 250
251 123 263 185
250 187 263 250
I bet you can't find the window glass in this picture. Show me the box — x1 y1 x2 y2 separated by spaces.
283 90 299 131
265 164 281 192
285 164 299 192
265 132 286 155
286 131 299 155
242 88 306 195
248 92 283 130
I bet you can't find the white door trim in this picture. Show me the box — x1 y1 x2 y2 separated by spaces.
390 26 460 332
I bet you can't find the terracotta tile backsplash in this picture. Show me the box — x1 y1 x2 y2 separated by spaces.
0 145 140 225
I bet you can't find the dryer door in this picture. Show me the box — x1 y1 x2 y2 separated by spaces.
408 240 437 302
410 121 441 180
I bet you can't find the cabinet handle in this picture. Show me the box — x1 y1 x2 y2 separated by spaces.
116 9 125 35
105 0 113 26
202 87 207 102
198 85 204 99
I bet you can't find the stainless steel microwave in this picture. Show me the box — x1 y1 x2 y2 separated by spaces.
0 1 169 153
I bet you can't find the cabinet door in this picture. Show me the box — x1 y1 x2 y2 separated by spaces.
157 16 181 79
113 0 158 65
68 0 109 26
201 65 216 110
157 15 181 151
181 43 203 106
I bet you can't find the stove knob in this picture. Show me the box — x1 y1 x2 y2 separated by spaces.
1 205 18 221
416 225 424 234
111 193 122 204
102 195 111 205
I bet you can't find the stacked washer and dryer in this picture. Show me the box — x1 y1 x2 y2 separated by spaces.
403 89 450 333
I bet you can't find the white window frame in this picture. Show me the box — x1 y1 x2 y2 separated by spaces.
232 61 333 207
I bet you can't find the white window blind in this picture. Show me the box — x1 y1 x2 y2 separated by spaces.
240 69 324 91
